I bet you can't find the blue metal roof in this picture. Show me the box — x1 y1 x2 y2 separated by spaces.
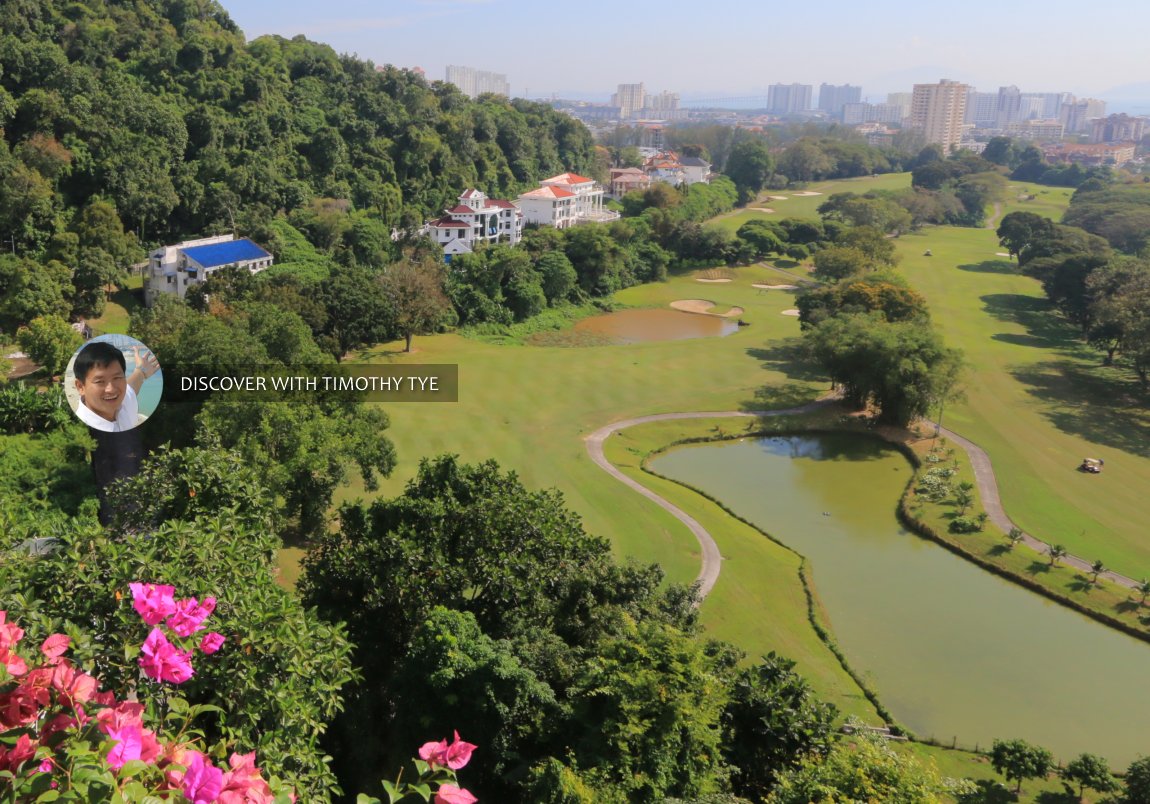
181 239 270 269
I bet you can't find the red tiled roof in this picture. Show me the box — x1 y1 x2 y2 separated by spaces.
543 172 593 185
459 189 483 198
520 186 575 200
446 205 477 214
429 217 469 228
484 199 516 209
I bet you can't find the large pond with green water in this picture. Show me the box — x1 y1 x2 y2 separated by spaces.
650 434 1150 765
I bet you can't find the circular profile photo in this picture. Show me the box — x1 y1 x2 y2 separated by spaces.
63 335 163 432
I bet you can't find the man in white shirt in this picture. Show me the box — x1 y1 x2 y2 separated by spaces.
72 341 159 432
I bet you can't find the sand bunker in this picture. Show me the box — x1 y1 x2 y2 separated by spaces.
781 309 801 316
749 207 776 213
671 300 745 318
995 252 1012 257
752 283 798 290
768 195 789 201
696 278 733 283
790 191 823 197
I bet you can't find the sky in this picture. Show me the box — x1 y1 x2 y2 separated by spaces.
221 0 1150 106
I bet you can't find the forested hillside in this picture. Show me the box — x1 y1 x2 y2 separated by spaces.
0 0 596 253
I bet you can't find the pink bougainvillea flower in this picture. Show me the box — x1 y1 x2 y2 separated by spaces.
0 733 35 773
181 750 224 804
443 731 477 770
129 583 177 625
199 632 225 655
51 661 98 707
104 723 144 770
139 628 194 684
0 611 27 677
218 751 275 803
434 784 478 804
418 738 449 767
40 634 70 663
38 758 53 773
97 701 145 734
1 668 52 728
166 596 217 638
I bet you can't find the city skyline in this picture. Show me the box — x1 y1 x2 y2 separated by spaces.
221 0 1150 107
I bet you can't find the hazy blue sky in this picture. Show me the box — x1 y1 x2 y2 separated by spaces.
222 0 1150 103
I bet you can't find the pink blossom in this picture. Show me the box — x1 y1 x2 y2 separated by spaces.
0 733 35 772
167 596 217 638
105 724 144 770
199 632 225 655
129 583 177 625
218 751 275 803
434 784 478 804
97 701 146 734
139 628 194 684
181 751 224 804
443 731 476 770
40 634 70 663
51 661 98 707
418 738 449 767
0 611 27 677
38 758 53 773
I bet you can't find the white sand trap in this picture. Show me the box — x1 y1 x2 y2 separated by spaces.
752 283 798 290
695 278 733 283
791 191 823 197
749 207 776 213
995 252 1011 257
768 195 789 201
671 300 744 317
781 309 801 316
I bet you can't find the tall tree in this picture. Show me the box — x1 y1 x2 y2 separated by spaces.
990 738 1054 795
379 251 453 352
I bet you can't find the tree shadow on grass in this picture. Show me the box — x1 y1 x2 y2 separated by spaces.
987 544 1011 557
1027 561 1052 576
958 260 1021 276
956 779 1015 804
1034 790 1078 804
742 339 828 412
980 294 1092 356
1115 599 1143 615
1009 362 1150 458
1067 574 1096 594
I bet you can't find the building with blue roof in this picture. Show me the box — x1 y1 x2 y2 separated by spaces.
145 235 273 306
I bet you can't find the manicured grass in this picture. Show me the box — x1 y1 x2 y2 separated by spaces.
709 172 914 235
895 225 1150 580
90 283 143 336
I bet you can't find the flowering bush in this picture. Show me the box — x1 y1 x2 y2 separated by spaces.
0 591 292 802
357 731 479 804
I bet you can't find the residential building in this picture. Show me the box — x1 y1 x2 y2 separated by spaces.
767 83 813 115
426 189 522 260
612 83 646 119
679 156 712 185
644 91 680 113
644 152 684 185
1005 119 1065 141
817 84 862 119
1060 97 1106 135
1090 114 1147 144
995 85 1022 128
1043 142 1136 166
965 91 998 127
608 168 652 199
145 235 272 306
445 65 510 99
517 172 617 229
886 92 913 120
843 102 904 125
911 79 969 152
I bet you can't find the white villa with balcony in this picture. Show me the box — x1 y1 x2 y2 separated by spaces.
426 189 522 259
517 172 619 229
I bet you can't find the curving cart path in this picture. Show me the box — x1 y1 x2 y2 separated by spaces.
585 405 1144 601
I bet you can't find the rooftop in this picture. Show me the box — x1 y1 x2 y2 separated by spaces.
181 239 270 269
542 172 593 185
520 186 576 200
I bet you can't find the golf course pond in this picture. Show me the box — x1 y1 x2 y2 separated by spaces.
649 433 1150 765
573 308 740 343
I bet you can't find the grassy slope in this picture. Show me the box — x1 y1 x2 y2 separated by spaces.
896 189 1150 580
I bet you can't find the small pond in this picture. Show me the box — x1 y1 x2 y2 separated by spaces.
650 434 1150 765
573 308 739 344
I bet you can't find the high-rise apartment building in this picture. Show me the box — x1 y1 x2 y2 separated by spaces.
1091 113 1148 144
911 79 969 151
1060 97 1107 135
817 84 862 118
767 83 813 114
611 83 646 119
965 91 998 127
843 103 904 125
445 65 510 99
886 92 913 120
644 91 680 112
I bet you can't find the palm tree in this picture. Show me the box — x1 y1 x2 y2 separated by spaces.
1008 527 1025 550
1048 544 1067 566
1090 560 1106 585
1138 580 1150 606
